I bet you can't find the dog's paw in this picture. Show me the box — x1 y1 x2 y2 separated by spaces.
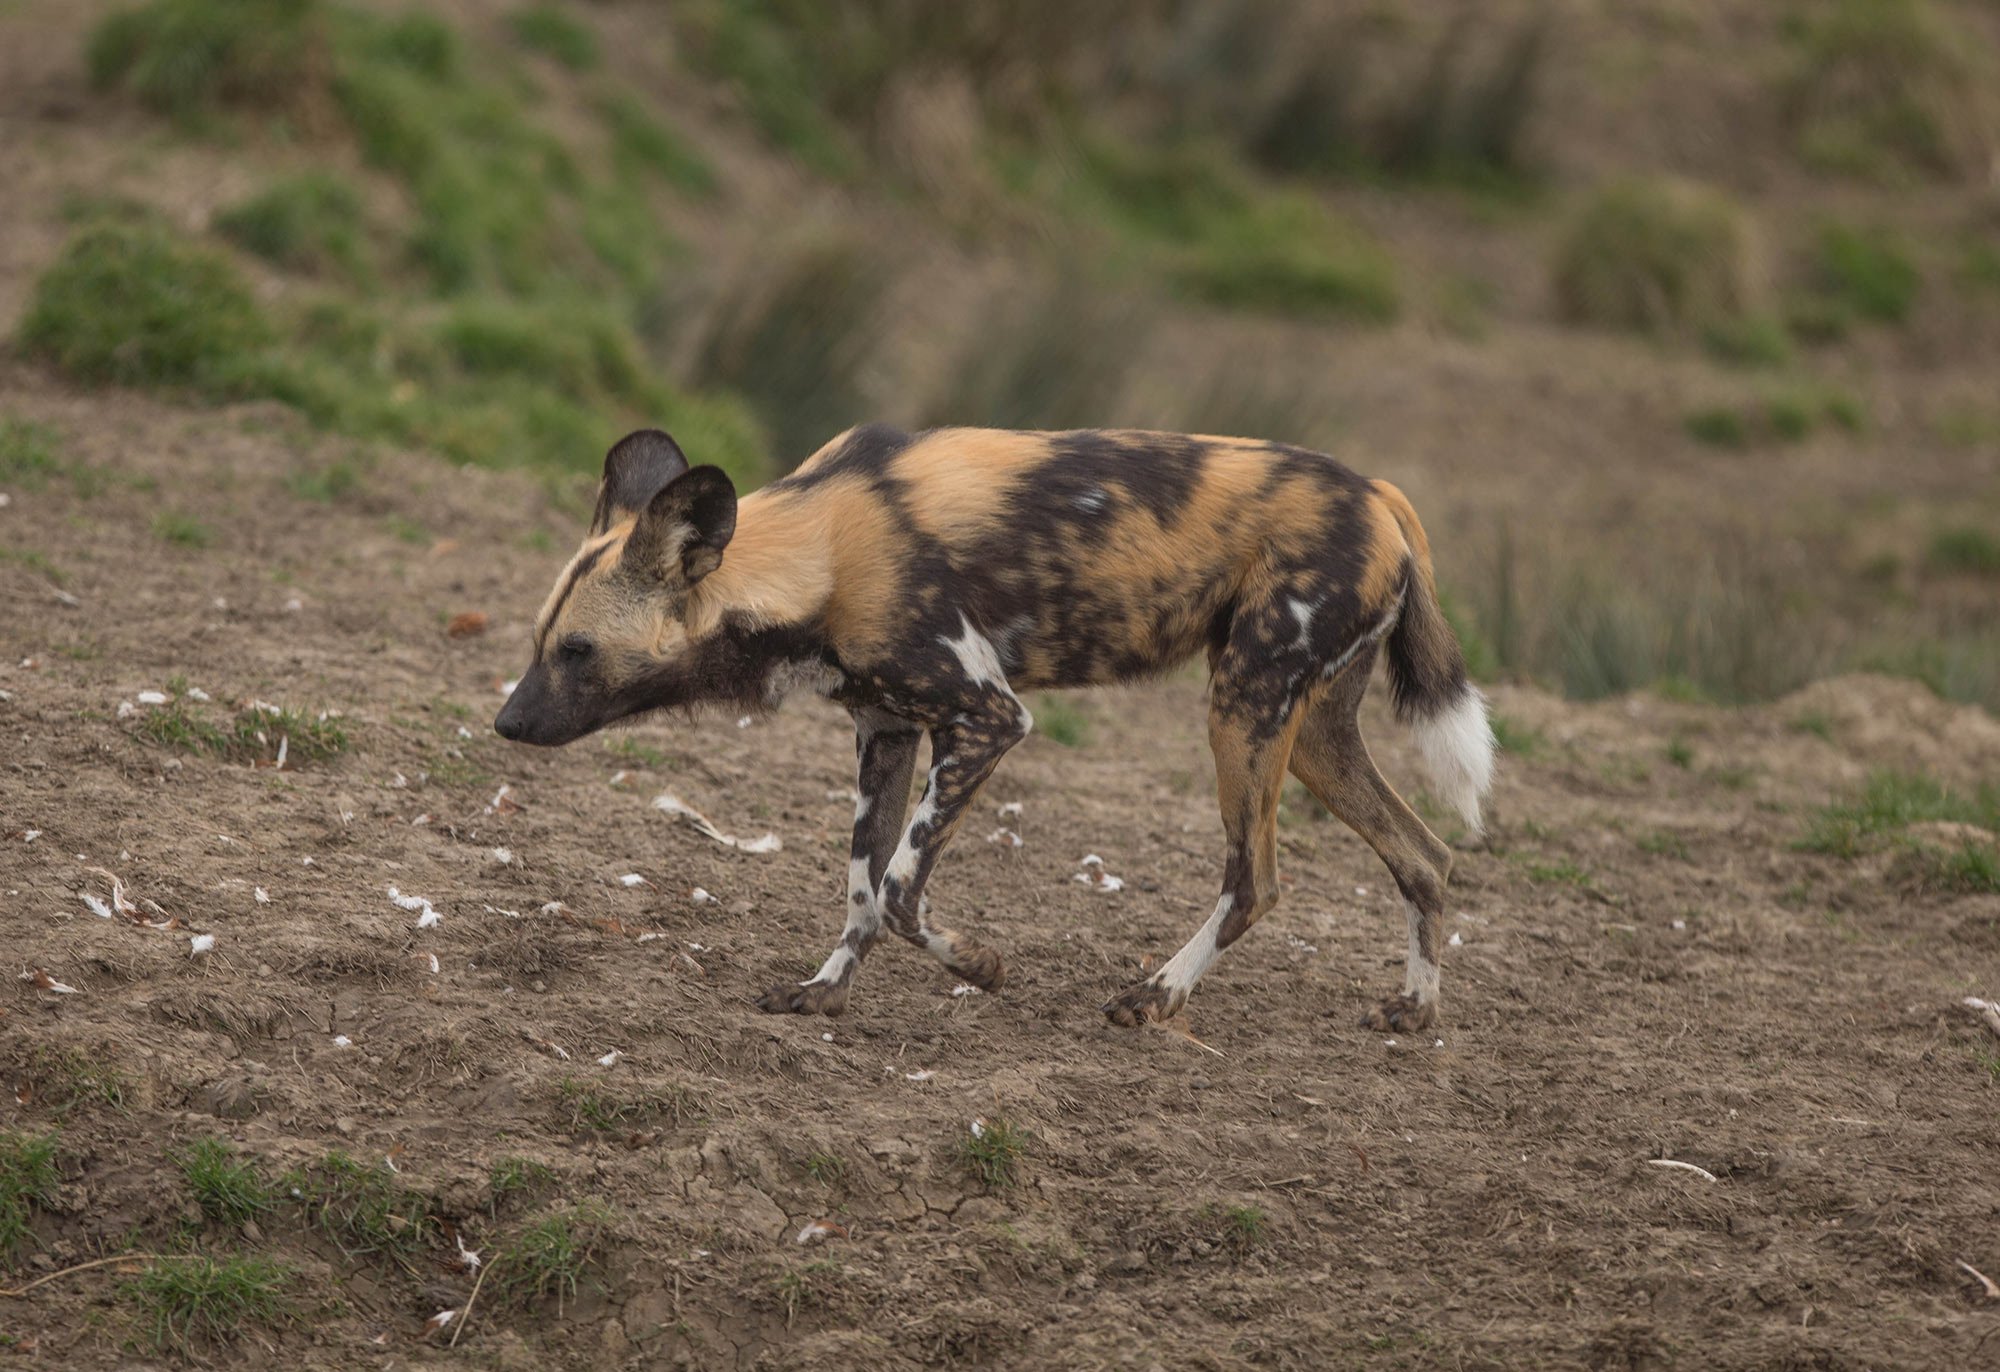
944 942 1006 992
1359 993 1435 1033
755 980 849 1016
1101 980 1184 1028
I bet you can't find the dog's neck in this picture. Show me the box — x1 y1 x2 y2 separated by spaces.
687 488 833 639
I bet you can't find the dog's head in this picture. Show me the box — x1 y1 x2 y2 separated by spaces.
494 430 737 746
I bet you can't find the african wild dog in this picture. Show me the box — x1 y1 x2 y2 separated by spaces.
495 425 1494 1031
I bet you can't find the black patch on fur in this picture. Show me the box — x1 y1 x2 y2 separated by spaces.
593 430 690 534
1035 430 1210 528
535 542 612 657
771 422 915 493
1384 559 1470 722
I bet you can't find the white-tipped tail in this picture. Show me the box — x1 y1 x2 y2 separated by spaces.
1410 686 1495 834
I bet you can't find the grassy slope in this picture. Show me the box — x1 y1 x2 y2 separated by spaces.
0 0 1997 712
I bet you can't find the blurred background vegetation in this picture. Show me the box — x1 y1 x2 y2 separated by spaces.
2 0 1998 712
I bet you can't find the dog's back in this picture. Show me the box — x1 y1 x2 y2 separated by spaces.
767 424 1410 693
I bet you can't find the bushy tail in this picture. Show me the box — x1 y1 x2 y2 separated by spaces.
1372 480 1495 834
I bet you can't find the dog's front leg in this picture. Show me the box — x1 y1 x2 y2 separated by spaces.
757 709 920 1016
874 694 1030 991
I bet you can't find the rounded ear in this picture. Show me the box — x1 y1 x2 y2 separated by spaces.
632 465 738 583
591 430 690 534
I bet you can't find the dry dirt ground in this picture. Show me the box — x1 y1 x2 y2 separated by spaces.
2 373 1998 1370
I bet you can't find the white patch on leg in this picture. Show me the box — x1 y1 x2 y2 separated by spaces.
885 762 944 885
805 944 856 987
807 859 880 987
1155 894 1234 995
1403 899 1440 1004
854 792 871 823
847 856 875 913
1322 603 1401 679
1410 686 1496 833
940 614 1006 687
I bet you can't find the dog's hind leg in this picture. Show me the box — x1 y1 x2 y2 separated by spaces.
1103 620 1307 1026
1287 644 1454 1031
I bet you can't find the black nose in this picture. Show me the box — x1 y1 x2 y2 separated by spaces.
494 711 523 741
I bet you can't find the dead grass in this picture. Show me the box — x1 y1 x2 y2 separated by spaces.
1552 180 1755 333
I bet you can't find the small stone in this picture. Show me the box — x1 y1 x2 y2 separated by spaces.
334 1116 357 1136
1109 1249 1148 1275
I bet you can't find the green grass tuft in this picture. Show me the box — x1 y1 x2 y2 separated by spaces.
1523 857 1591 888
510 4 598 70
1764 392 1816 442
1684 387 1865 449
1811 221 1920 323
154 512 213 547
803 1151 846 1186
49 7 769 484
1685 407 1749 448
679 1 857 177
0 1134 59 1265
0 418 64 488
1893 841 2000 894
1799 771 2000 857
1784 0 1994 182
1234 11 1547 189
489 1156 558 1213
1490 715 1543 757
88 0 329 127
179 1139 274 1226
132 696 347 765
20 221 271 391
496 1206 606 1311
556 1078 706 1133
127 1253 291 1355
1638 830 1692 861
346 8 457 79
1553 180 1751 333
1075 138 1397 323
595 89 715 194
215 172 370 278
284 452 367 503
957 1116 1028 1189
1928 527 2000 576
17 1047 127 1116
1207 1202 1268 1252
1031 695 1090 749
298 1151 430 1260
1701 314 1793 368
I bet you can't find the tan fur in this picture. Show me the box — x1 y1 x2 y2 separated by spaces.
685 488 830 638
891 429 1052 542
1357 494 1412 610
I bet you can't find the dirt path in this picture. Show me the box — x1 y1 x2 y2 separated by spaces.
3 375 1998 1369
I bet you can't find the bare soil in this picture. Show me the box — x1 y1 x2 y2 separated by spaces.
3 376 1998 1370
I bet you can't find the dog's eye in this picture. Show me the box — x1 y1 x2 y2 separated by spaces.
558 635 594 663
